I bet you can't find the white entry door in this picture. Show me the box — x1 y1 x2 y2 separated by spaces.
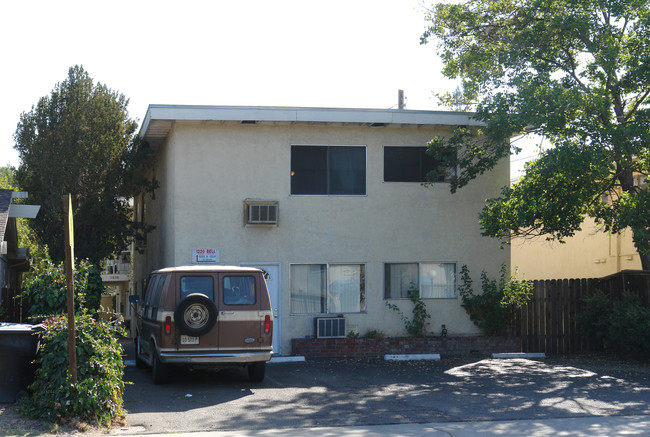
241 263 281 355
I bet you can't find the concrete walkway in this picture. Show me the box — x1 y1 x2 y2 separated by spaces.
116 415 650 436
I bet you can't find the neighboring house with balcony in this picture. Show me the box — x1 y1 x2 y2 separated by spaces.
0 189 40 320
133 105 509 355
100 247 134 335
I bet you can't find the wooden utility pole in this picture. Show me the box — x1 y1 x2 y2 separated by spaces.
63 194 77 384
398 89 405 110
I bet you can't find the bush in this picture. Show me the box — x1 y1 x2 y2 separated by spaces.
580 291 650 359
459 264 532 336
578 290 611 347
364 329 385 339
19 253 103 319
385 283 431 337
18 311 126 425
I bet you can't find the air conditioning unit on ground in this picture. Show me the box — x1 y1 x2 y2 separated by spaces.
315 317 346 339
244 200 279 225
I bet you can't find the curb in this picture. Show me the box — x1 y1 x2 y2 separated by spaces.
491 352 546 359
384 354 441 361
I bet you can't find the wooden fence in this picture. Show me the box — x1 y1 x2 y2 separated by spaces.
518 270 650 355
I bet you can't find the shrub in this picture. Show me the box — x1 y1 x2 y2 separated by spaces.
459 264 532 336
580 291 650 359
364 329 385 339
18 311 126 425
19 253 103 319
578 290 611 347
385 283 431 337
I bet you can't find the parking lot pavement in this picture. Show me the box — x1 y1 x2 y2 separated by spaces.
120 341 650 435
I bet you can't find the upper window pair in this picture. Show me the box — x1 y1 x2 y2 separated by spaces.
290 145 453 196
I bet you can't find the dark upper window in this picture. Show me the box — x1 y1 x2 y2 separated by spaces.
384 146 454 183
291 145 366 195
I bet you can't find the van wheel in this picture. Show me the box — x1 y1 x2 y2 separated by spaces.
152 346 168 384
134 337 147 369
175 293 217 337
248 361 266 382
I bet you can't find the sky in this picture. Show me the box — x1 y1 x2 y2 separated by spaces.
0 0 537 177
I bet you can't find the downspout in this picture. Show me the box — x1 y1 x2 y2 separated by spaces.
616 231 621 273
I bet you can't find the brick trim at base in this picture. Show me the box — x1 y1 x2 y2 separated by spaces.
291 336 521 358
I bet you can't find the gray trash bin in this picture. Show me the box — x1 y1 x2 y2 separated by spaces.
0 323 45 403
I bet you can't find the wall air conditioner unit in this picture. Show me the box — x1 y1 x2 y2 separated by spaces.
315 317 346 339
244 200 279 225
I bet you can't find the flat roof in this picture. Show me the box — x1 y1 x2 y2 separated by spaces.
139 104 481 148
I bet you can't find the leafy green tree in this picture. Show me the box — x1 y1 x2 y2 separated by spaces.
422 0 650 269
13 65 154 264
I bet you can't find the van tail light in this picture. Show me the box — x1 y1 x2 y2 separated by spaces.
264 315 271 335
165 316 172 335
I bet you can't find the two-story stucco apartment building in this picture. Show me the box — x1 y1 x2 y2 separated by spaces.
133 105 509 355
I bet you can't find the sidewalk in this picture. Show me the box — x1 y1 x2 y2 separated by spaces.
117 415 650 436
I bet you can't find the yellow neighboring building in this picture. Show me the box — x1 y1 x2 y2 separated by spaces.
512 221 643 280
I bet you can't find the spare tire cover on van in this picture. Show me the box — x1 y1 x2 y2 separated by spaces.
175 293 218 337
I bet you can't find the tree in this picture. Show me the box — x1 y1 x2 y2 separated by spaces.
13 65 154 264
422 0 650 269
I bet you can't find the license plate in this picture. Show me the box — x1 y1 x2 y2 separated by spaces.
181 335 199 345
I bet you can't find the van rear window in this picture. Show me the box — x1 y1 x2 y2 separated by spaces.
181 276 214 300
223 276 256 305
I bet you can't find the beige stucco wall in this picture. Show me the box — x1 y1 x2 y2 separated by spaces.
135 121 510 354
512 220 642 280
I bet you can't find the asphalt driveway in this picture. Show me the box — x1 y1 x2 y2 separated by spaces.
122 348 650 435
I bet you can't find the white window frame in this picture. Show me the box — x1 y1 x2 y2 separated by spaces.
290 263 367 314
384 262 457 299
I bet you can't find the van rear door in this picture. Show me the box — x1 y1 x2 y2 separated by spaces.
218 272 263 350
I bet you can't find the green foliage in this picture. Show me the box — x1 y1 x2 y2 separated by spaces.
422 0 650 267
578 290 612 346
385 283 431 337
346 330 360 339
364 329 385 339
580 291 650 358
13 65 156 264
459 264 532 336
19 252 103 319
18 311 126 425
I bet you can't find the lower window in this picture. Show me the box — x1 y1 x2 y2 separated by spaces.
384 263 456 299
290 264 366 314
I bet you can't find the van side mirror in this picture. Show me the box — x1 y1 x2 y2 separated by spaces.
129 295 140 304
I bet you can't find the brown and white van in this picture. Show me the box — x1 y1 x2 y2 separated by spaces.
132 265 273 384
